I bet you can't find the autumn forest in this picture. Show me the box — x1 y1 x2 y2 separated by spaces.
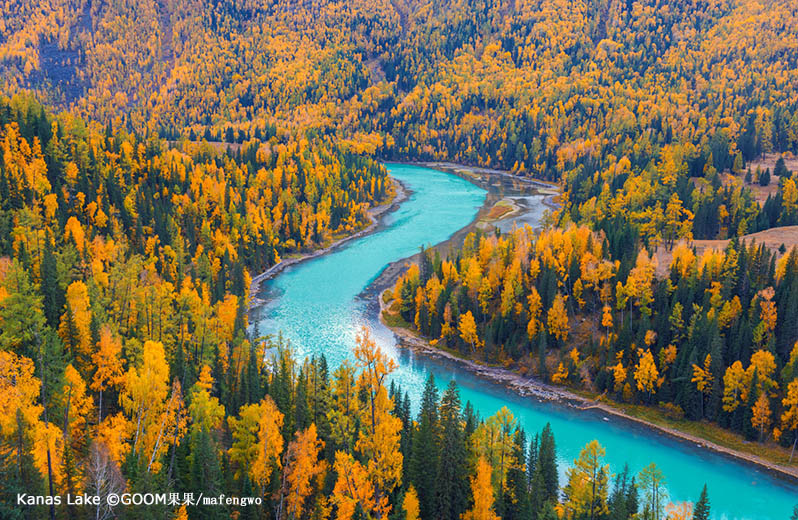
1 0 798 519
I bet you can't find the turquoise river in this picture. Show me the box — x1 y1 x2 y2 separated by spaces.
254 163 797 519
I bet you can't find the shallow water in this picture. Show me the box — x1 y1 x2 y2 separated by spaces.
254 163 797 519
493 194 549 233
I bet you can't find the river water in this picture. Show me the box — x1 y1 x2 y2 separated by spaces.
253 163 797 519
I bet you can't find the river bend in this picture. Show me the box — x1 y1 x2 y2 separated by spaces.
254 163 797 519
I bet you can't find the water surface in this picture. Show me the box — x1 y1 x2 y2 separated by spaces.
493 194 549 233
254 163 797 519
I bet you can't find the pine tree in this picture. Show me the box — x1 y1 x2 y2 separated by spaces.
295 367 309 432
40 238 63 329
434 381 469 520
39 331 66 418
503 429 530 520
625 477 639 518
0 411 45 520
271 343 295 438
538 423 559 503
400 391 413 478
538 501 559 520
57 301 80 359
174 339 186 391
537 332 548 378
743 370 759 440
693 484 710 520
775 157 790 178
528 462 546 516
410 374 440 518
190 428 226 520
608 464 634 520
527 434 539 482
464 401 478 438
240 477 257 520
308 356 330 440
758 168 771 186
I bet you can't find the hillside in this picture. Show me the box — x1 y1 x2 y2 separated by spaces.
1 0 797 171
655 226 798 277
2 1 798 519
3 0 798 249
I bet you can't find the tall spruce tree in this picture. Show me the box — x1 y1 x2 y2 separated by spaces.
294 367 309 432
538 423 559 503
190 428 227 520
608 464 635 520
625 477 639 518
503 429 531 520
40 237 63 329
464 401 478 438
693 484 710 520
434 380 469 520
0 412 45 520
400 391 413 479
410 374 440 518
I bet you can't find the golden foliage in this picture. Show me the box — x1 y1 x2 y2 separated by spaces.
228 396 284 490
282 424 327 520
634 349 660 398
403 486 420 520
462 457 500 520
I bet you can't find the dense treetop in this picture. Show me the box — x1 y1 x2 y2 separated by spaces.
4 0 798 247
2 0 798 171
1 0 798 517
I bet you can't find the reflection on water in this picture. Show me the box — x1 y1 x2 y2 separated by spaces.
254 163 797 520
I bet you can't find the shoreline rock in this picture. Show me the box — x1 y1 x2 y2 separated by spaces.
377 270 798 485
371 164 798 485
247 159 798 485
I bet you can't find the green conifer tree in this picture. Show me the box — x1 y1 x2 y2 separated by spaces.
434 381 469 520
693 484 710 520
410 374 440 518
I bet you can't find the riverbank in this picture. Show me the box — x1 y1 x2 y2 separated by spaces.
248 159 798 484
364 163 556 292
360 165 798 485
248 176 408 305
249 160 554 302
247 161 796 513
416 161 559 192
377 277 798 485
383 160 560 206
415 161 561 213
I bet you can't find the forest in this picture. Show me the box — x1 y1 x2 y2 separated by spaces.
388 225 798 451
1 0 798 518
0 96 713 520
3 0 798 248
